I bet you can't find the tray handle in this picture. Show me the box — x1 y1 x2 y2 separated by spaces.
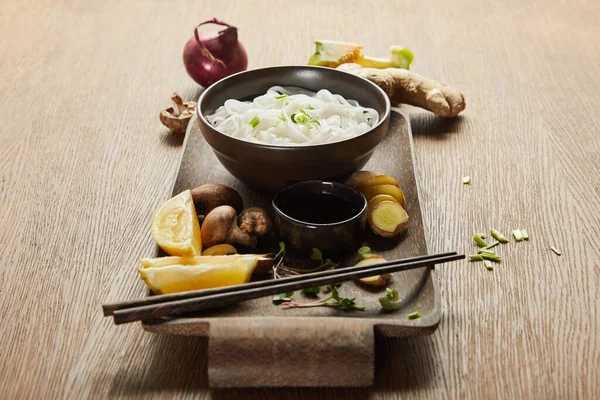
208 317 374 388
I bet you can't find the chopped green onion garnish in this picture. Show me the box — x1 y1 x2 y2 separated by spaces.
248 116 260 128
521 230 529 240
490 229 509 243
473 234 488 247
469 254 484 261
462 176 471 184
484 260 494 271
550 247 562 256
407 312 421 320
379 288 401 311
512 230 523 242
477 248 496 255
274 94 288 100
484 241 500 250
357 246 373 259
306 105 315 110
277 111 287 121
481 253 502 262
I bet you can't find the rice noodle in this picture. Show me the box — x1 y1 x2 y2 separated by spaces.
206 86 379 146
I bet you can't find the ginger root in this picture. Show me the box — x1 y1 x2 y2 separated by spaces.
337 63 466 117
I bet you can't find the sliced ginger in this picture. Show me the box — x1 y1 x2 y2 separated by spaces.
202 243 238 256
367 194 399 218
355 255 392 286
368 201 409 238
356 175 400 192
348 170 378 188
363 184 406 208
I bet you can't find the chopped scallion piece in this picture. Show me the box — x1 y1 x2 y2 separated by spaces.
477 248 496 255
462 176 471 184
484 241 500 250
407 312 421 320
481 253 502 262
473 234 488 247
248 116 260 128
550 247 562 256
379 288 401 311
274 94 288 100
469 254 484 261
484 260 494 271
521 229 529 240
512 230 524 242
490 229 509 243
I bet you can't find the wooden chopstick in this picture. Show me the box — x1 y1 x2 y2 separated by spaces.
110 252 464 325
102 251 456 316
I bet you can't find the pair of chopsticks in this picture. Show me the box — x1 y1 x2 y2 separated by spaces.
103 251 464 325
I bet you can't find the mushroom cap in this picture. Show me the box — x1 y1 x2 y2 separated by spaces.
201 205 237 248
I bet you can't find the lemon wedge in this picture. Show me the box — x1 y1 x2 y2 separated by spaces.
151 190 202 256
138 255 258 294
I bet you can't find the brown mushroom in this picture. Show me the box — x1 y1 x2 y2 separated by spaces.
159 92 197 133
201 206 257 248
238 207 273 238
191 184 243 215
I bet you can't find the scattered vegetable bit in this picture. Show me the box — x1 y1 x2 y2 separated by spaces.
490 229 509 244
248 116 260 128
521 230 530 240
550 247 562 256
357 246 374 259
273 292 294 303
311 248 337 270
379 288 402 311
274 241 286 260
512 230 524 242
407 312 421 320
484 260 494 271
469 254 484 261
477 248 497 256
463 176 471 184
473 234 488 247
481 253 502 262
484 241 500 250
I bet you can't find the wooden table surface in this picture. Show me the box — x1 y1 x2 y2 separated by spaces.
2 0 599 398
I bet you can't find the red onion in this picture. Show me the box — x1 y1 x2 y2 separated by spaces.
183 18 248 87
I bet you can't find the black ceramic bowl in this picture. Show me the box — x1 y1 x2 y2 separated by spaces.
197 66 391 192
272 181 367 252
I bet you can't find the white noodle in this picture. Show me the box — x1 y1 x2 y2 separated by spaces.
206 86 379 146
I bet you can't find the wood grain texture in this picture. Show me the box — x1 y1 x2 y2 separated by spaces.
0 0 598 398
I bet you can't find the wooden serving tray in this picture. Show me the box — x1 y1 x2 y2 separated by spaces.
142 109 439 387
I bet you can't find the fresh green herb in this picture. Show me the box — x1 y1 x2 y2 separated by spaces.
484 240 500 250
469 254 484 261
550 247 562 256
272 292 293 303
302 287 321 295
463 176 471 184
279 285 364 311
274 94 288 100
473 234 488 247
484 260 494 271
481 253 502 262
407 312 421 320
274 242 286 260
357 246 373 259
248 116 260 128
512 230 524 242
311 248 337 269
490 229 509 243
379 287 402 311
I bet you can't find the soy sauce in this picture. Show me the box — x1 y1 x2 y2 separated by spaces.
277 192 361 224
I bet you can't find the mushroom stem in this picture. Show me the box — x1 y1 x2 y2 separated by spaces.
171 92 186 116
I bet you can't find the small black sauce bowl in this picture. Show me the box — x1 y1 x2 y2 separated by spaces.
272 181 367 253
